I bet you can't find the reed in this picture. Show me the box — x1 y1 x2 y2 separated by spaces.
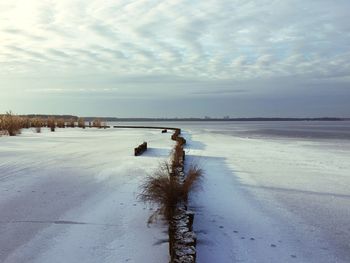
182 165 203 202
56 118 65 128
21 117 31 129
138 163 203 223
77 118 85 128
47 118 56 132
68 118 75 128
31 118 43 133
0 111 22 136
139 163 182 222
92 118 102 128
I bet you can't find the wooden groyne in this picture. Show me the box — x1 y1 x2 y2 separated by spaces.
169 129 196 263
134 142 147 156
114 125 196 262
113 125 180 132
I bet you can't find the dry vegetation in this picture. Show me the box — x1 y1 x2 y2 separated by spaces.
47 118 56 132
139 163 202 223
78 118 85 128
68 119 75 128
183 165 202 202
92 118 102 128
0 111 23 136
139 163 182 222
22 118 30 129
0 111 101 137
31 118 44 133
56 118 65 128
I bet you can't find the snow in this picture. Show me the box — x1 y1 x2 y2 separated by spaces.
0 128 174 263
1 124 350 263
186 129 350 263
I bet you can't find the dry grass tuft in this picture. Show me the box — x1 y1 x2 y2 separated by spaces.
21 117 30 129
47 118 56 132
31 118 43 133
68 118 75 128
92 119 102 128
183 165 203 201
56 118 65 128
139 163 203 223
139 163 182 222
78 118 85 128
0 111 22 136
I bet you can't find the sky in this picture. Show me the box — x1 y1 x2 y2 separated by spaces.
0 0 349 117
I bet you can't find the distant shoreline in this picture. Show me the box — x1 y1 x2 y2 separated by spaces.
17 115 350 122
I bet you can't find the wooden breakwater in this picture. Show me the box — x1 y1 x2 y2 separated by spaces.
113 125 197 262
169 129 196 263
134 142 147 156
113 125 180 132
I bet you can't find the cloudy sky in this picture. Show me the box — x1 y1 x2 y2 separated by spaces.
0 0 349 117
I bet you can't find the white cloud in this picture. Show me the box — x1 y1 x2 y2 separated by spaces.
0 0 349 97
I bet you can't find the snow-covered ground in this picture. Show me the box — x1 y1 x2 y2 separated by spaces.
1 124 350 263
186 129 350 263
0 128 174 263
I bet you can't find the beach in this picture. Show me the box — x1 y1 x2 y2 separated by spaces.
0 121 349 262
0 128 172 263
